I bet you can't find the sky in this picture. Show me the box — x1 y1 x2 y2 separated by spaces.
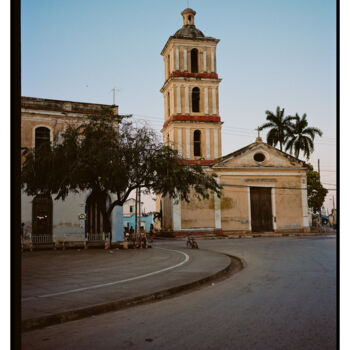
21 0 337 212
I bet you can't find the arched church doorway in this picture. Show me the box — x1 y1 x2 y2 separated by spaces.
85 192 111 235
32 194 53 236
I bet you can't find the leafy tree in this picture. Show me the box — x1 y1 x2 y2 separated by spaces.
21 112 221 240
258 106 295 151
306 164 328 214
285 113 323 159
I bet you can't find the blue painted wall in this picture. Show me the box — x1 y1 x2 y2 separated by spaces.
123 214 154 232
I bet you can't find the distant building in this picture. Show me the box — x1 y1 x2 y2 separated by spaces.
21 97 123 241
157 9 310 235
122 198 154 232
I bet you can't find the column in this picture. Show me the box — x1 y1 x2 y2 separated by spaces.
206 129 210 159
172 193 181 231
177 128 182 156
185 86 189 114
204 87 209 115
170 128 175 146
184 47 188 71
203 48 207 72
176 85 181 114
175 46 179 71
214 177 221 229
212 87 217 115
170 87 174 116
214 128 218 158
301 175 309 227
211 47 215 72
170 49 174 74
186 128 190 159
272 187 277 230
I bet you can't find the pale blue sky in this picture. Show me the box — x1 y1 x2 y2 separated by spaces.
21 0 336 210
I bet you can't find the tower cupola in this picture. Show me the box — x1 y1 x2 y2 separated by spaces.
181 8 196 26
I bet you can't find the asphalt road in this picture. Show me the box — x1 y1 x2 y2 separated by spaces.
22 236 337 350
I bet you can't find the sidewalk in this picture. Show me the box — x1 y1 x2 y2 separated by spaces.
22 241 239 331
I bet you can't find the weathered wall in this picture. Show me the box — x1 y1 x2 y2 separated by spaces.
162 196 173 230
218 173 304 232
181 193 215 228
21 191 87 239
220 176 250 231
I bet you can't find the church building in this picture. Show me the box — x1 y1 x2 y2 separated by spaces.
158 8 310 235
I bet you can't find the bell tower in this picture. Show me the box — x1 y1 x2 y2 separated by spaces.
160 8 223 163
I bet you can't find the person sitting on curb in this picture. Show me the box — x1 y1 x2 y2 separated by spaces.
149 224 155 243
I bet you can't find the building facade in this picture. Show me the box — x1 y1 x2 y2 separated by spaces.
158 9 310 235
122 198 154 232
21 97 124 242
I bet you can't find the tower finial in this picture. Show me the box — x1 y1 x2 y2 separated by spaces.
181 8 196 26
255 127 263 142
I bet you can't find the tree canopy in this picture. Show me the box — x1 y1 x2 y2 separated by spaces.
258 107 323 160
306 164 328 214
285 113 323 159
258 106 295 151
21 113 221 232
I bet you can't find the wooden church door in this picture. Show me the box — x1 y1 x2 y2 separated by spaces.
250 187 273 232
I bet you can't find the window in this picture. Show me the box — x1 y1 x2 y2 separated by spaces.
191 49 198 73
188 15 191 24
254 153 266 162
194 130 201 156
192 87 200 112
130 206 133 213
35 127 50 150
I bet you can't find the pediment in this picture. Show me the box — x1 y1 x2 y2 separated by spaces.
212 142 305 169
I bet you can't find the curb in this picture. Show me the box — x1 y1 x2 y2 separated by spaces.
22 254 243 332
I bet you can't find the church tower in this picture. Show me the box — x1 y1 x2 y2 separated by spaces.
160 8 222 163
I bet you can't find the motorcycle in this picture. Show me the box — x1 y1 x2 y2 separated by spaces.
186 235 199 249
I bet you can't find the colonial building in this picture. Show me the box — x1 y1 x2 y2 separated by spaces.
158 8 310 235
122 198 155 232
21 97 124 242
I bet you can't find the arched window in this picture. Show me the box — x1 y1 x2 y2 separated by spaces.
194 130 201 156
188 15 191 24
85 192 111 235
35 127 50 150
32 194 53 236
192 87 200 112
191 48 198 73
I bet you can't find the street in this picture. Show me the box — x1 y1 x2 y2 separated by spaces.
22 236 336 350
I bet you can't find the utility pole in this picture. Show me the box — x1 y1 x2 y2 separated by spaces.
138 188 141 232
135 188 138 233
317 159 321 222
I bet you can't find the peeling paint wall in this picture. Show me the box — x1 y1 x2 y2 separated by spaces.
217 174 304 231
181 194 215 228
162 195 173 230
220 177 250 231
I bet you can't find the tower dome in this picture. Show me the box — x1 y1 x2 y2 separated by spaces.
174 8 205 39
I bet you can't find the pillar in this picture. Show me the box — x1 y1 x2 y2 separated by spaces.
204 87 209 115
177 85 181 114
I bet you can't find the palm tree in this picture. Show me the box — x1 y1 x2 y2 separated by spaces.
285 113 322 159
258 106 295 151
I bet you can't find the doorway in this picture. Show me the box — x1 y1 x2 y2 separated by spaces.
250 187 273 232
85 192 110 235
32 194 53 235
